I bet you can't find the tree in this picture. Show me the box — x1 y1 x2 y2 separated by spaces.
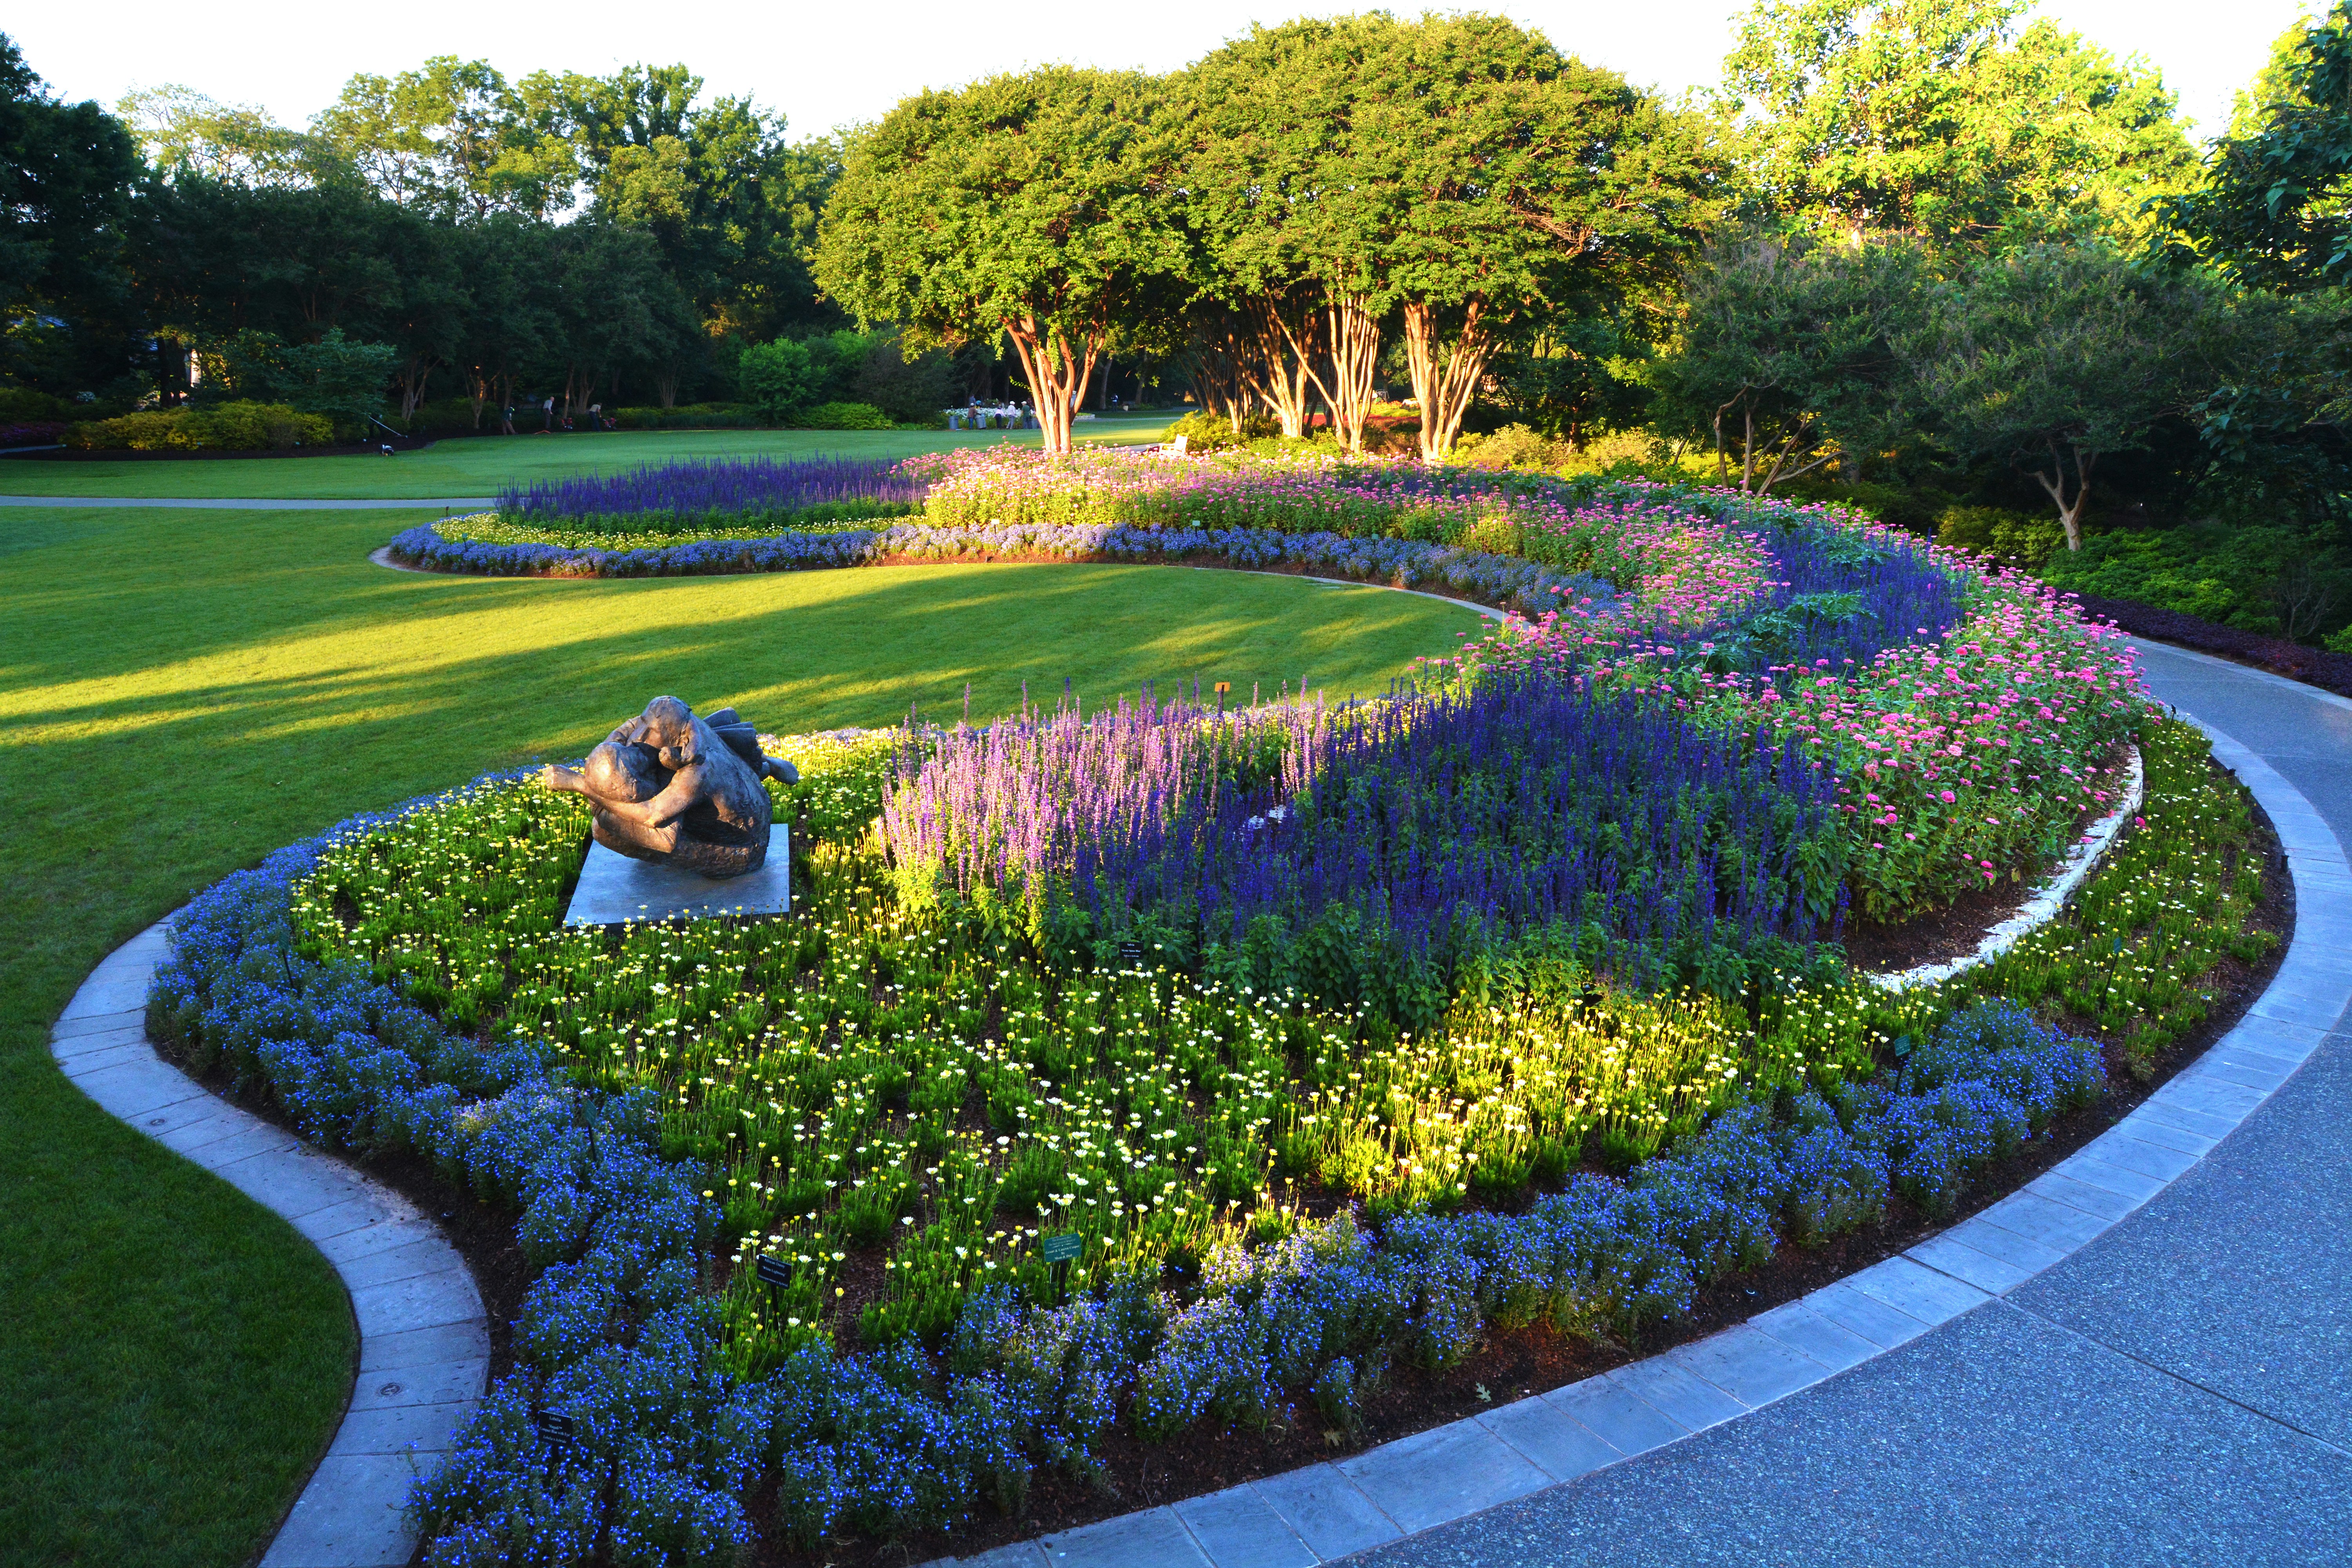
1722 0 2199 251
1650 234 1928 494
2 33 145 396
2168 3 2352 294
1358 15 1713 459
815 67 1183 455
310 56 572 220
1172 18 1387 447
1487 315 1652 445
1908 243 2228 549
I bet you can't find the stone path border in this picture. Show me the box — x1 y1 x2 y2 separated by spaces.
926 716 2350 1568
2 494 493 509
1868 743 2145 991
50 919 487 1568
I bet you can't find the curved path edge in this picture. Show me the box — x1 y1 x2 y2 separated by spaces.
929 666 2352 1568
51 921 487 1568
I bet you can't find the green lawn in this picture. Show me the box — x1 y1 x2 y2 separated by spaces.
0 498 1470 1566
0 414 1178 500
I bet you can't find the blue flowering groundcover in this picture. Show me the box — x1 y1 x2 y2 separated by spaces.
148 782 2103 1566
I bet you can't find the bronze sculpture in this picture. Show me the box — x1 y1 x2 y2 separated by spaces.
541 697 798 878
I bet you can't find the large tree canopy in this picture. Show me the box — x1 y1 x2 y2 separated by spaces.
1722 0 2198 250
814 66 1184 454
1166 13 1710 458
1 33 145 394
2169 2 2352 294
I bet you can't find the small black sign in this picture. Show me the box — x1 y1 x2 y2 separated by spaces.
536 1411 577 1445
1040 1232 1083 1264
755 1253 792 1288
1118 940 1145 967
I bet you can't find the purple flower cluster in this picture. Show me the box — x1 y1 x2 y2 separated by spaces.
885 674 1844 1006
498 456 926 522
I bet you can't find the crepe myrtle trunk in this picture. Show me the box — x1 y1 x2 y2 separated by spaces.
1292 292 1380 455
1005 316 1099 456
2029 432 2098 552
1403 299 1496 463
1245 296 1321 439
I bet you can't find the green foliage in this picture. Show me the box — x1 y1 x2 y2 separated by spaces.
791 401 894 431
64 400 332 450
1165 409 1276 450
814 66 1183 453
1934 505 2062 569
1452 423 1575 472
739 337 826 421
205 327 401 430
1649 233 1928 495
1722 0 2200 250
1908 243 2232 546
0 33 144 397
2038 523 2352 643
2167 2 2352 293
1963 717 2277 1067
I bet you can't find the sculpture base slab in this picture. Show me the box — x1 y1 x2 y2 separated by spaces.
563 829 791 927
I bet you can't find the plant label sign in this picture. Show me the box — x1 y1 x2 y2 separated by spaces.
1118 940 1145 967
1040 1233 1083 1264
755 1254 792 1288
536 1412 576 1445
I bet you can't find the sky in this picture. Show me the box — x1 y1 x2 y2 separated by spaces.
8 0 2310 145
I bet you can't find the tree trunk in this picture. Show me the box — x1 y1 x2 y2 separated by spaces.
2029 433 2098 550
1245 296 1321 439
1292 292 1379 455
399 359 435 422
1004 315 1099 456
1402 299 1495 463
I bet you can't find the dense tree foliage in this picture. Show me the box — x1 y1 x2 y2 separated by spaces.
0 36 144 395
1720 0 2198 249
814 67 1183 454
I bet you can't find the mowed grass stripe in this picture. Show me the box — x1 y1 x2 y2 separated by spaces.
0 499 1468 1568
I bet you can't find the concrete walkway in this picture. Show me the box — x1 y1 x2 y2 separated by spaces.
1332 640 2352 1567
51 922 487 1568
0 494 491 508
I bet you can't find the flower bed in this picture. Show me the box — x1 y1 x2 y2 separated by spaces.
144 708 2276 1565
158 467 2215 1563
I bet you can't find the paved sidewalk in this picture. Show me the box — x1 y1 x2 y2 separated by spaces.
1339 640 2352 1567
0 494 490 508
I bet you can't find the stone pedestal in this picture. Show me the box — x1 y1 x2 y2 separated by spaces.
562 828 791 926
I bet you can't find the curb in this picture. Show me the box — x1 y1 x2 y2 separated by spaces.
930 719 2352 1568
1867 744 2145 991
51 920 488 1568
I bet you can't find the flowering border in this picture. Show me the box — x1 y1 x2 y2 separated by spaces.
152 777 2116 1563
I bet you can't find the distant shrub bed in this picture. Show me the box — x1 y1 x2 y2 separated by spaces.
64 400 333 451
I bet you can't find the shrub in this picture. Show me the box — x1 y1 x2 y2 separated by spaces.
792 401 895 431
64 401 332 451
1168 409 1279 450
1454 423 1573 471
2038 523 2352 644
1935 506 2063 570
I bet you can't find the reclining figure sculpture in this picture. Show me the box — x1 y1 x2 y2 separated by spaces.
540 696 798 878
